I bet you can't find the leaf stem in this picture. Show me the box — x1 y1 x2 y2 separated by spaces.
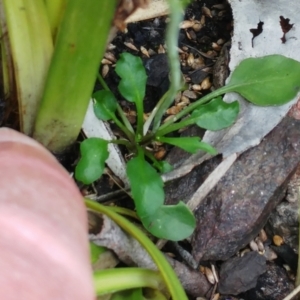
144 150 161 167
97 73 134 133
135 100 144 140
151 0 187 131
143 90 169 135
108 112 135 142
106 206 139 220
155 118 194 137
109 138 134 150
157 85 229 132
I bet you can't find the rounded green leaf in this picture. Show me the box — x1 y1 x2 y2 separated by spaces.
93 90 117 121
126 156 164 217
126 154 196 240
157 136 217 154
115 53 147 104
143 202 196 241
191 96 239 131
75 138 109 184
227 55 300 106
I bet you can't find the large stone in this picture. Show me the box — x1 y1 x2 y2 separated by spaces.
191 116 300 261
218 252 266 295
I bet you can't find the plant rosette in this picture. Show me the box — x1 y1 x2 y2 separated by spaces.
0 128 94 300
76 52 300 241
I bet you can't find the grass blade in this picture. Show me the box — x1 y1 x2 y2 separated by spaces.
33 0 117 153
0 0 53 135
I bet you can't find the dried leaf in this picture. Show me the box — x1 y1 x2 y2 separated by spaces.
114 0 150 29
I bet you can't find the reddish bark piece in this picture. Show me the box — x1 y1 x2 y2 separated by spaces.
279 15 294 43
191 116 300 261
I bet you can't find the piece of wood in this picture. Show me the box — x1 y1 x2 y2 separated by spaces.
125 0 169 23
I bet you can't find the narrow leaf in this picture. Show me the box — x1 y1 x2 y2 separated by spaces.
93 90 117 121
143 202 196 241
75 138 109 184
115 53 147 104
191 97 239 131
157 136 217 154
126 156 164 217
227 55 300 106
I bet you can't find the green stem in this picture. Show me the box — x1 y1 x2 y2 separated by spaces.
109 138 133 149
144 150 162 167
135 100 144 140
157 85 230 132
97 73 134 134
143 90 169 135
97 73 109 90
85 200 188 300
109 113 135 142
106 206 139 220
151 0 187 131
155 118 194 137
93 268 164 296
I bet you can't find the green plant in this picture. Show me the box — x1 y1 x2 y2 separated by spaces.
0 0 118 153
86 199 188 300
75 53 300 241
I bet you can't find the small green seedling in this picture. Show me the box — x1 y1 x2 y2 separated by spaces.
76 52 300 241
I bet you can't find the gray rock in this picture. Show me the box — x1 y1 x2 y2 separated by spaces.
243 262 294 300
265 200 299 253
191 116 300 261
218 252 266 295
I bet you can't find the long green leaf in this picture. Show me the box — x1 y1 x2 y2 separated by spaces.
226 55 300 106
93 268 163 296
157 136 217 154
85 200 188 300
151 0 188 131
158 55 300 132
1 0 53 135
33 0 118 153
44 0 67 39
